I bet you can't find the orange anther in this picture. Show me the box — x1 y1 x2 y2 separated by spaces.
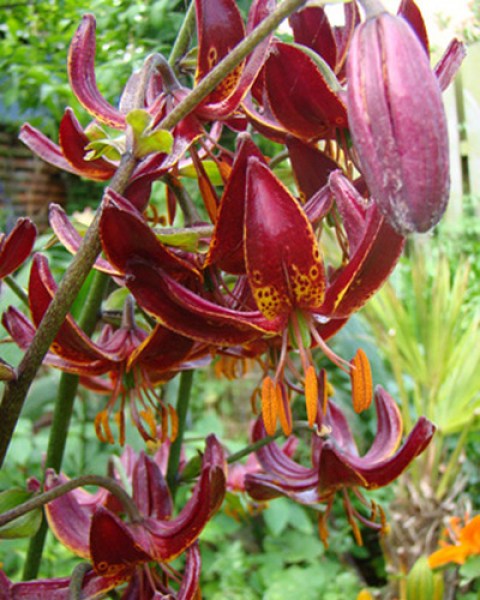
350 348 373 413
305 365 318 428
261 377 278 435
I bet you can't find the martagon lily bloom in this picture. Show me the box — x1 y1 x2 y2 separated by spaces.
2 254 207 445
244 376 435 545
0 435 226 599
99 139 404 435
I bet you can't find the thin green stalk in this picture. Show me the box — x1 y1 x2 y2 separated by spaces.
227 430 283 464
168 0 196 67
436 421 473 501
167 370 194 498
69 563 92 600
23 270 108 580
3 275 29 307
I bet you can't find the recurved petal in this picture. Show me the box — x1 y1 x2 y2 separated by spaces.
317 415 435 492
1 568 124 599
49 204 118 275
195 0 245 107
289 6 337 69
0 218 36 279
319 205 405 318
58 109 117 181
44 471 96 558
245 158 325 319
178 544 202 600
143 435 226 561
90 507 151 579
19 123 85 176
265 42 347 141
28 255 113 365
68 15 125 129
131 452 173 520
434 38 466 92
125 260 283 345
205 134 267 274
398 0 429 53
100 191 200 281
287 137 339 203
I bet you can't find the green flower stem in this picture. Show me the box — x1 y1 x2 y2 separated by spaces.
159 0 308 132
227 430 283 464
163 173 201 226
168 0 196 68
3 275 29 307
435 420 474 501
0 0 306 468
68 563 92 600
23 270 109 580
167 370 194 498
0 474 142 527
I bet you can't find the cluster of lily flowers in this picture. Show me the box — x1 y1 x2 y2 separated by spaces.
0 0 467 597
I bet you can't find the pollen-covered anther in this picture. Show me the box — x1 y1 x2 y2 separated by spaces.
275 383 292 436
305 365 318 427
94 410 115 445
350 348 373 413
261 377 278 436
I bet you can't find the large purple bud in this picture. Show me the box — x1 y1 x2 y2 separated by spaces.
346 11 450 234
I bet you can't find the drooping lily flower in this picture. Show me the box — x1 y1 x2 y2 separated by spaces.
244 379 435 545
2 254 207 445
98 137 406 436
0 218 36 280
42 435 226 597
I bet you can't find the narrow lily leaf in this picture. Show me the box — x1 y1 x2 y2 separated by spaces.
179 160 223 186
68 14 126 129
125 109 152 137
0 358 15 382
0 489 42 539
136 129 174 158
245 158 325 319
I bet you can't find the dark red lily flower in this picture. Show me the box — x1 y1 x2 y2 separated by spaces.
98 139 407 436
0 218 36 280
2 254 206 445
245 379 435 545
42 435 225 597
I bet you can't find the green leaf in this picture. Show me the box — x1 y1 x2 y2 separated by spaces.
179 160 224 186
263 497 290 537
125 108 152 137
136 129 173 158
0 489 42 539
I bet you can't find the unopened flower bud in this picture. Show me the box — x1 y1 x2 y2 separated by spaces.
346 11 450 234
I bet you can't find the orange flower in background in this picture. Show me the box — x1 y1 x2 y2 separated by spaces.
429 514 480 568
